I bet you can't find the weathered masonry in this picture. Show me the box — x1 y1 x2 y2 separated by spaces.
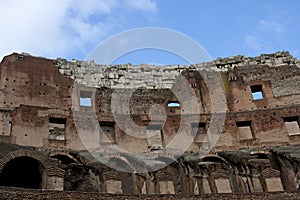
0 52 299 195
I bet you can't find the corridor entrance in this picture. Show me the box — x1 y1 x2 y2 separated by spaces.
0 156 45 189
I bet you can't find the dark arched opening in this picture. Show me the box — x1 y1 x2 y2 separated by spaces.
251 153 269 159
0 156 45 189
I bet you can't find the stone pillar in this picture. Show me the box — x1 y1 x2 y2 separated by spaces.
277 157 297 191
46 176 64 191
146 173 157 194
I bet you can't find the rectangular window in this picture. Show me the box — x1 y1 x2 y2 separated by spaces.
49 117 66 140
146 124 163 151
250 85 264 100
80 91 92 107
99 121 116 143
191 123 206 143
284 116 300 136
167 101 180 107
236 121 253 140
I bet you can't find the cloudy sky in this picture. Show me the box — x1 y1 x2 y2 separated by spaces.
0 0 299 64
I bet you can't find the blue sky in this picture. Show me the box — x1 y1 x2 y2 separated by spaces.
0 0 299 64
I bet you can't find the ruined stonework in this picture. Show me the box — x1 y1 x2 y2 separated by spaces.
0 52 299 197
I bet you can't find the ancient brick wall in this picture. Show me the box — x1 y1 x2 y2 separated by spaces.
0 52 299 196
1 52 299 152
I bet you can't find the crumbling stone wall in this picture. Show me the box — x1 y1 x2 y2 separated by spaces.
0 142 300 195
55 51 300 91
0 52 299 196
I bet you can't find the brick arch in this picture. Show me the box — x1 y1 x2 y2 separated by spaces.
250 151 269 159
49 151 79 164
154 156 179 165
203 155 231 166
108 155 136 172
0 149 65 178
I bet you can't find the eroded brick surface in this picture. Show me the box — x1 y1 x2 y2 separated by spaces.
0 52 299 198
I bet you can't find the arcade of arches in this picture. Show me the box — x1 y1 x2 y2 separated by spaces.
0 144 299 194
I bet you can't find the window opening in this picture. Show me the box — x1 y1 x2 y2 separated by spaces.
167 101 180 107
49 117 66 140
80 91 92 106
250 85 264 100
236 121 253 140
284 116 300 136
191 122 206 143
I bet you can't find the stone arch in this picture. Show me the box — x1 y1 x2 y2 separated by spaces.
155 166 177 194
103 169 125 194
0 149 64 176
49 151 79 165
0 156 45 189
250 152 269 159
101 155 138 194
198 155 233 194
0 149 65 190
261 167 284 192
153 157 184 194
108 155 137 172
154 156 179 165
104 154 156 173
202 155 231 166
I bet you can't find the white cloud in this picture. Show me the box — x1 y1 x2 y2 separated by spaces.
0 0 157 61
244 15 290 53
125 0 156 12
259 20 285 34
0 1 69 58
70 0 118 19
245 35 265 50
